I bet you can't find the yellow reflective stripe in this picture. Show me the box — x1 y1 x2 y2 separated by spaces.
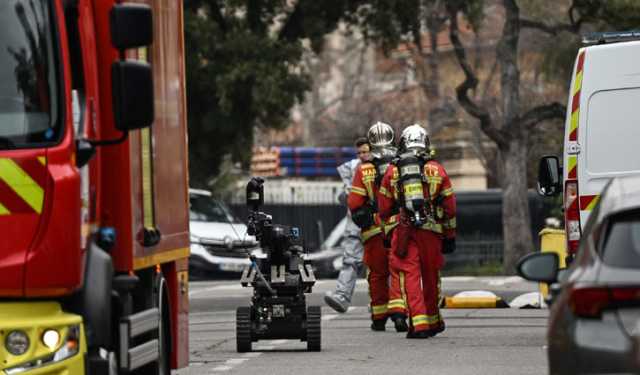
384 222 398 234
388 299 405 309
0 202 10 215
420 220 442 233
0 158 44 214
426 314 441 324
351 186 367 196
399 272 408 311
379 186 392 198
362 226 382 241
363 180 375 200
573 69 583 96
412 315 428 326
141 127 155 229
443 218 457 229
586 195 600 211
37 156 46 166
371 304 388 315
440 188 453 197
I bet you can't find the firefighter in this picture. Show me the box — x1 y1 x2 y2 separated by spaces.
324 137 371 313
348 122 408 332
377 124 456 339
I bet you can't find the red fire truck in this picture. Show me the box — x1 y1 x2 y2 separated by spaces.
0 1 189 374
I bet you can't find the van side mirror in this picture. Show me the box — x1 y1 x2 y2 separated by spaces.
112 61 154 131
110 4 152 49
537 156 561 196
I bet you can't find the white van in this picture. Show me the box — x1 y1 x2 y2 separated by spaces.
538 31 640 259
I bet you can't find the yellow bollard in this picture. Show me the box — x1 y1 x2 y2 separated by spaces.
538 228 567 301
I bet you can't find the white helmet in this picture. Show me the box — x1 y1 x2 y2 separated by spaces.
400 124 429 151
367 121 394 148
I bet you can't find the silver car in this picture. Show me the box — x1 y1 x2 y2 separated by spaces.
189 189 261 277
518 176 640 375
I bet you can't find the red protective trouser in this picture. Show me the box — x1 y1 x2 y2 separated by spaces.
390 229 444 332
363 234 406 321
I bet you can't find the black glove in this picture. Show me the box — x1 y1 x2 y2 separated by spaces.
442 238 456 254
351 205 375 229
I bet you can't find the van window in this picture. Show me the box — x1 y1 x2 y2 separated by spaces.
586 88 640 174
600 210 640 269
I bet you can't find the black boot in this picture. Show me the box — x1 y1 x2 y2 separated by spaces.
370 318 387 331
406 330 433 339
392 316 409 332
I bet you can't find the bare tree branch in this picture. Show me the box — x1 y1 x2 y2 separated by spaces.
518 102 566 130
520 18 577 35
446 3 507 148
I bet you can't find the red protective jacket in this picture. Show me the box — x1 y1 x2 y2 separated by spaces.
378 159 456 238
347 162 398 242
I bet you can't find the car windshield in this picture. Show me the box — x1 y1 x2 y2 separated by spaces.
0 0 60 149
601 210 640 269
190 194 237 223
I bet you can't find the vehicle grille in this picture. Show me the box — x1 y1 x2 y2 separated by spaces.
203 244 255 258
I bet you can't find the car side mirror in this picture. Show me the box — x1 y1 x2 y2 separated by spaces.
517 252 559 284
110 3 153 49
111 61 154 132
537 156 562 197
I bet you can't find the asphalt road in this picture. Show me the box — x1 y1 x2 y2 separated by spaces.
177 277 549 375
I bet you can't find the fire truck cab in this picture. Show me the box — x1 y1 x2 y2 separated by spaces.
538 31 640 261
0 1 189 374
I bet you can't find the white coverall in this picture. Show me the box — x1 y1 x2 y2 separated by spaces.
333 159 364 302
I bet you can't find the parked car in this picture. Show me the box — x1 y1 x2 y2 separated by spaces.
518 176 640 375
189 189 261 278
304 217 361 279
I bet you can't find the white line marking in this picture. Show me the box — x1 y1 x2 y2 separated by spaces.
212 366 233 372
188 286 221 297
255 345 275 350
443 276 476 282
347 306 357 312
322 314 338 321
226 358 249 365
270 339 287 345
242 352 262 358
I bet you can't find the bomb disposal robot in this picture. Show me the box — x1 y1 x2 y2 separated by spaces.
237 177 321 352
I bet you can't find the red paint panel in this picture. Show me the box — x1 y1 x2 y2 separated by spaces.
579 195 598 211
569 128 578 142
571 91 581 114
0 180 36 213
13 158 48 189
0 153 46 296
576 51 585 72
24 0 82 297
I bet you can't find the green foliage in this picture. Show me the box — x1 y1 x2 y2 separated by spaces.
185 1 349 188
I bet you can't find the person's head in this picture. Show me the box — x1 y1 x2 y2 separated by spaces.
399 124 429 152
355 137 371 162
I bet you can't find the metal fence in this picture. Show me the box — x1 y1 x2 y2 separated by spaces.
227 189 554 265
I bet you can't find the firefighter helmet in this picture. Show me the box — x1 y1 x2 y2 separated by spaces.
367 121 394 148
400 124 429 151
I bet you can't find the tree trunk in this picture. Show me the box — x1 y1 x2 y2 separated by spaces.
500 137 534 273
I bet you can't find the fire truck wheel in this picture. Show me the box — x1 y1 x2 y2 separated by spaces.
236 307 252 353
306 306 321 352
